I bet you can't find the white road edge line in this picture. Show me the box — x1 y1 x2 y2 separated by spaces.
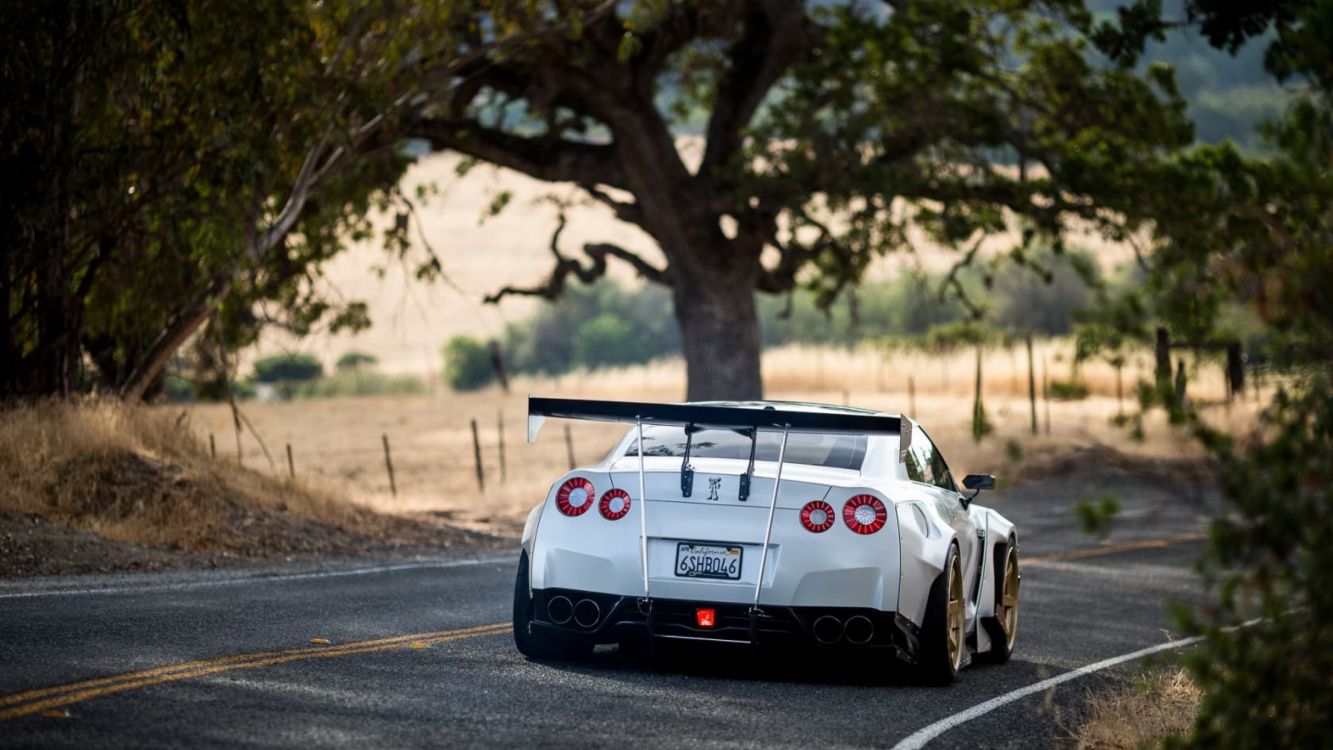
0 554 514 600
892 618 1259 750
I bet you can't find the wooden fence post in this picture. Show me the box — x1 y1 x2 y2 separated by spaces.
497 410 507 483
1042 359 1052 436
286 443 294 479
564 424 576 470
382 434 397 497
908 376 916 418
471 418 485 492
232 409 243 465
1154 327 1171 389
1026 336 1038 436
209 433 216 459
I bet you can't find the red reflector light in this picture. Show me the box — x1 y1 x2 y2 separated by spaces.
555 477 596 517
695 608 716 628
799 500 835 533
599 488 632 520
843 494 888 534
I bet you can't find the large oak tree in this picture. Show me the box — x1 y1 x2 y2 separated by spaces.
410 0 1192 399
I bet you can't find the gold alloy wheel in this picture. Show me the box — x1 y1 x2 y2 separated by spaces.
997 547 1020 650
946 552 965 671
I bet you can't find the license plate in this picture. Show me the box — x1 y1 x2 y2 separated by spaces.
675 543 743 581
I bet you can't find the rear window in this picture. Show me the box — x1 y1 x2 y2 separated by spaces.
625 426 867 471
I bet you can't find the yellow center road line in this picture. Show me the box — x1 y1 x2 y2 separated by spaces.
1025 532 1207 564
0 622 505 708
0 622 509 720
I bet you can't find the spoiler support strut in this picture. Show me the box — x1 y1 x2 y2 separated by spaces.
749 426 789 645
635 419 653 634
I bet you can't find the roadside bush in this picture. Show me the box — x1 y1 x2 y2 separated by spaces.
442 336 495 391
1174 382 1333 748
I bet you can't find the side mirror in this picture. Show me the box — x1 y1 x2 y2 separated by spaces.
962 474 995 491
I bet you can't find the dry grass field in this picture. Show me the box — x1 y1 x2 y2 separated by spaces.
179 340 1260 537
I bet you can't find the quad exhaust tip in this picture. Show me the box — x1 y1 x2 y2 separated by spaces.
573 599 601 629
547 595 574 625
813 615 843 645
844 615 875 645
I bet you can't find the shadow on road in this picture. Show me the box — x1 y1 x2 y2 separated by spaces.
533 640 1042 691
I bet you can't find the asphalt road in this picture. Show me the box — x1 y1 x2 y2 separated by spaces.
0 467 1217 748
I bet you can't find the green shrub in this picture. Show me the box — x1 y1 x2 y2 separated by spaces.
573 313 641 368
252 353 323 383
335 351 378 371
1073 494 1120 539
442 336 495 391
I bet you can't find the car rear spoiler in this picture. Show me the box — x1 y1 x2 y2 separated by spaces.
526 396 902 443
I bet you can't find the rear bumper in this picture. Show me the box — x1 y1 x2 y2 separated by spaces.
532 587 921 663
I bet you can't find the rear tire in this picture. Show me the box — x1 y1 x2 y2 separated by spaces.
918 543 965 685
979 539 1020 664
512 551 592 661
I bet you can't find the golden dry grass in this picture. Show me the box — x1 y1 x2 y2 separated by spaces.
0 400 452 555
180 340 1262 536
1075 667 1201 749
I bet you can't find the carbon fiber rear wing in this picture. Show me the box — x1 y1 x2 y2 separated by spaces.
526 396 902 442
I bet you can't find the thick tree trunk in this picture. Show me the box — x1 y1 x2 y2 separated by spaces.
671 264 764 402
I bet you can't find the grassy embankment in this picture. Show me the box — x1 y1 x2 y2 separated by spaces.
0 400 484 562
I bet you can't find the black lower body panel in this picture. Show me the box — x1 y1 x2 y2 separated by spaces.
531 587 921 663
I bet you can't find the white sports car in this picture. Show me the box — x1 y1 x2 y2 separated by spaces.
514 397 1020 683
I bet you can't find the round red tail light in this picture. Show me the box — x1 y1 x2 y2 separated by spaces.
555 477 596 517
799 500 835 533
843 495 888 534
599 488 632 520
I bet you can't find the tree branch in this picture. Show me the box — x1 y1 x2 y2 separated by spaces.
408 118 626 188
483 214 669 303
700 1 815 176
579 183 645 227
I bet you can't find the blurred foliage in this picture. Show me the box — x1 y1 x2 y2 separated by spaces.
1073 494 1121 539
1048 380 1091 401
335 351 378 372
442 336 496 392
251 354 323 385
293 370 424 399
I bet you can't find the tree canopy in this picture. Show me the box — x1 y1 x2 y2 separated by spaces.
405 0 1193 399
